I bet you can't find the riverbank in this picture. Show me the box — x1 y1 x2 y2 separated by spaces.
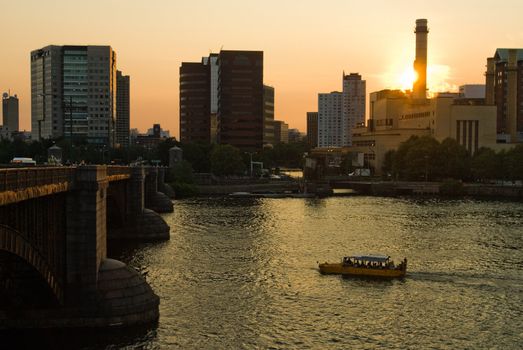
334 180 523 199
197 181 300 195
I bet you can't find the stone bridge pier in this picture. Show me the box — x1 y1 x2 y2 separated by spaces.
144 166 174 213
107 166 170 240
157 167 176 199
63 166 159 326
0 165 174 329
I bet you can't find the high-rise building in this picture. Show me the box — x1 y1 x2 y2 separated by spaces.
263 85 275 145
318 92 343 147
288 128 303 143
317 73 366 148
217 50 264 150
306 112 318 148
179 59 211 143
116 70 130 147
343 72 366 145
485 48 523 143
273 120 289 144
31 45 117 145
2 93 19 133
180 50 265 150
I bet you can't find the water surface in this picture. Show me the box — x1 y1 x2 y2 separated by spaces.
108 196 523 349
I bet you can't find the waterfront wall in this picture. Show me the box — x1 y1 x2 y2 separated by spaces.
198 181 299 195
340 180 523 199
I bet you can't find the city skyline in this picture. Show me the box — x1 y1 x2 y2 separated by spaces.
1 0 523 138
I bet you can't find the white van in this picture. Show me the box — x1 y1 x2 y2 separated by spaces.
11 157 37 166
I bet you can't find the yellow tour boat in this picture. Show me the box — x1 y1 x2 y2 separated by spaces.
318 255 407 278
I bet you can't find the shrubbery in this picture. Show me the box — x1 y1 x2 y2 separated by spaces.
439 179 464 196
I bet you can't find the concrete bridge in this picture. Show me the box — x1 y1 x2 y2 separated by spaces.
0 165 174 329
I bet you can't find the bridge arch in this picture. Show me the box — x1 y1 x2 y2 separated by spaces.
0 224 63 304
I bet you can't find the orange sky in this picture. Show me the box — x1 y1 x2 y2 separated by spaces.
1 0 523 138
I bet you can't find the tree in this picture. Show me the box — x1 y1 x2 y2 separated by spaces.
505 144 523 181
157 138 179 166
403 136 441 180
471 147 498 182
382 150 396 178
181 142 213 173
210 144 245 176
437 138 471 180
171 160 194 183
393 135 420 179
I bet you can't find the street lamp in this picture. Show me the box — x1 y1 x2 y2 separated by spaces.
245 152 254 177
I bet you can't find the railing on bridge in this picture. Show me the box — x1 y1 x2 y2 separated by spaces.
0 167 75 192
106 165 131 182
106 165 131 177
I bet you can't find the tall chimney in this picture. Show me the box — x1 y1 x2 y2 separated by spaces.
413 19 429 100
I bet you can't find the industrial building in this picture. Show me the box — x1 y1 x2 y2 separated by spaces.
312 19 503 175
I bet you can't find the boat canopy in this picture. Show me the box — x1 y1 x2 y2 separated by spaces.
347 255 390 262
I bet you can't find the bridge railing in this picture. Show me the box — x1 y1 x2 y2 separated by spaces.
107 165 131 177
0 167 75 192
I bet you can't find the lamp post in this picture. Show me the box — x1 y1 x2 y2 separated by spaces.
245 152 254 177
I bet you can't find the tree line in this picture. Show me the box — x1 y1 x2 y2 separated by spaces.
382 135 523 182
0 137 308 176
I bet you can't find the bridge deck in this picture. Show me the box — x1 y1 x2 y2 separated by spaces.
0 166 132 205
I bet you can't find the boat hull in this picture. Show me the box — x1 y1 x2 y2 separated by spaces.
318 263 406 278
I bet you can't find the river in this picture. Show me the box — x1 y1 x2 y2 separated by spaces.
16 196 523 349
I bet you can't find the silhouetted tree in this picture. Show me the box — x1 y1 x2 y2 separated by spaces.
471 147 498 182
382 150 396 178
505 144 523 181
210 144 245 176
438 138 471 180
181 142 213 173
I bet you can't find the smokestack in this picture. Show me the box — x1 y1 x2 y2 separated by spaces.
413 19 428 100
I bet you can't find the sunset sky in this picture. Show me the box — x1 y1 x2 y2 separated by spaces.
1 0 523 138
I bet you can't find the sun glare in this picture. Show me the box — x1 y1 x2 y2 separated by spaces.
398 67 417 91
383 64 458 94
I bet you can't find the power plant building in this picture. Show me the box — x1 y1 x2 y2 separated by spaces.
313 19 500 175
459 84 485 99
412 19 428 101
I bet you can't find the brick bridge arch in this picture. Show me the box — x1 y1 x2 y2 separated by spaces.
0 224 62 303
